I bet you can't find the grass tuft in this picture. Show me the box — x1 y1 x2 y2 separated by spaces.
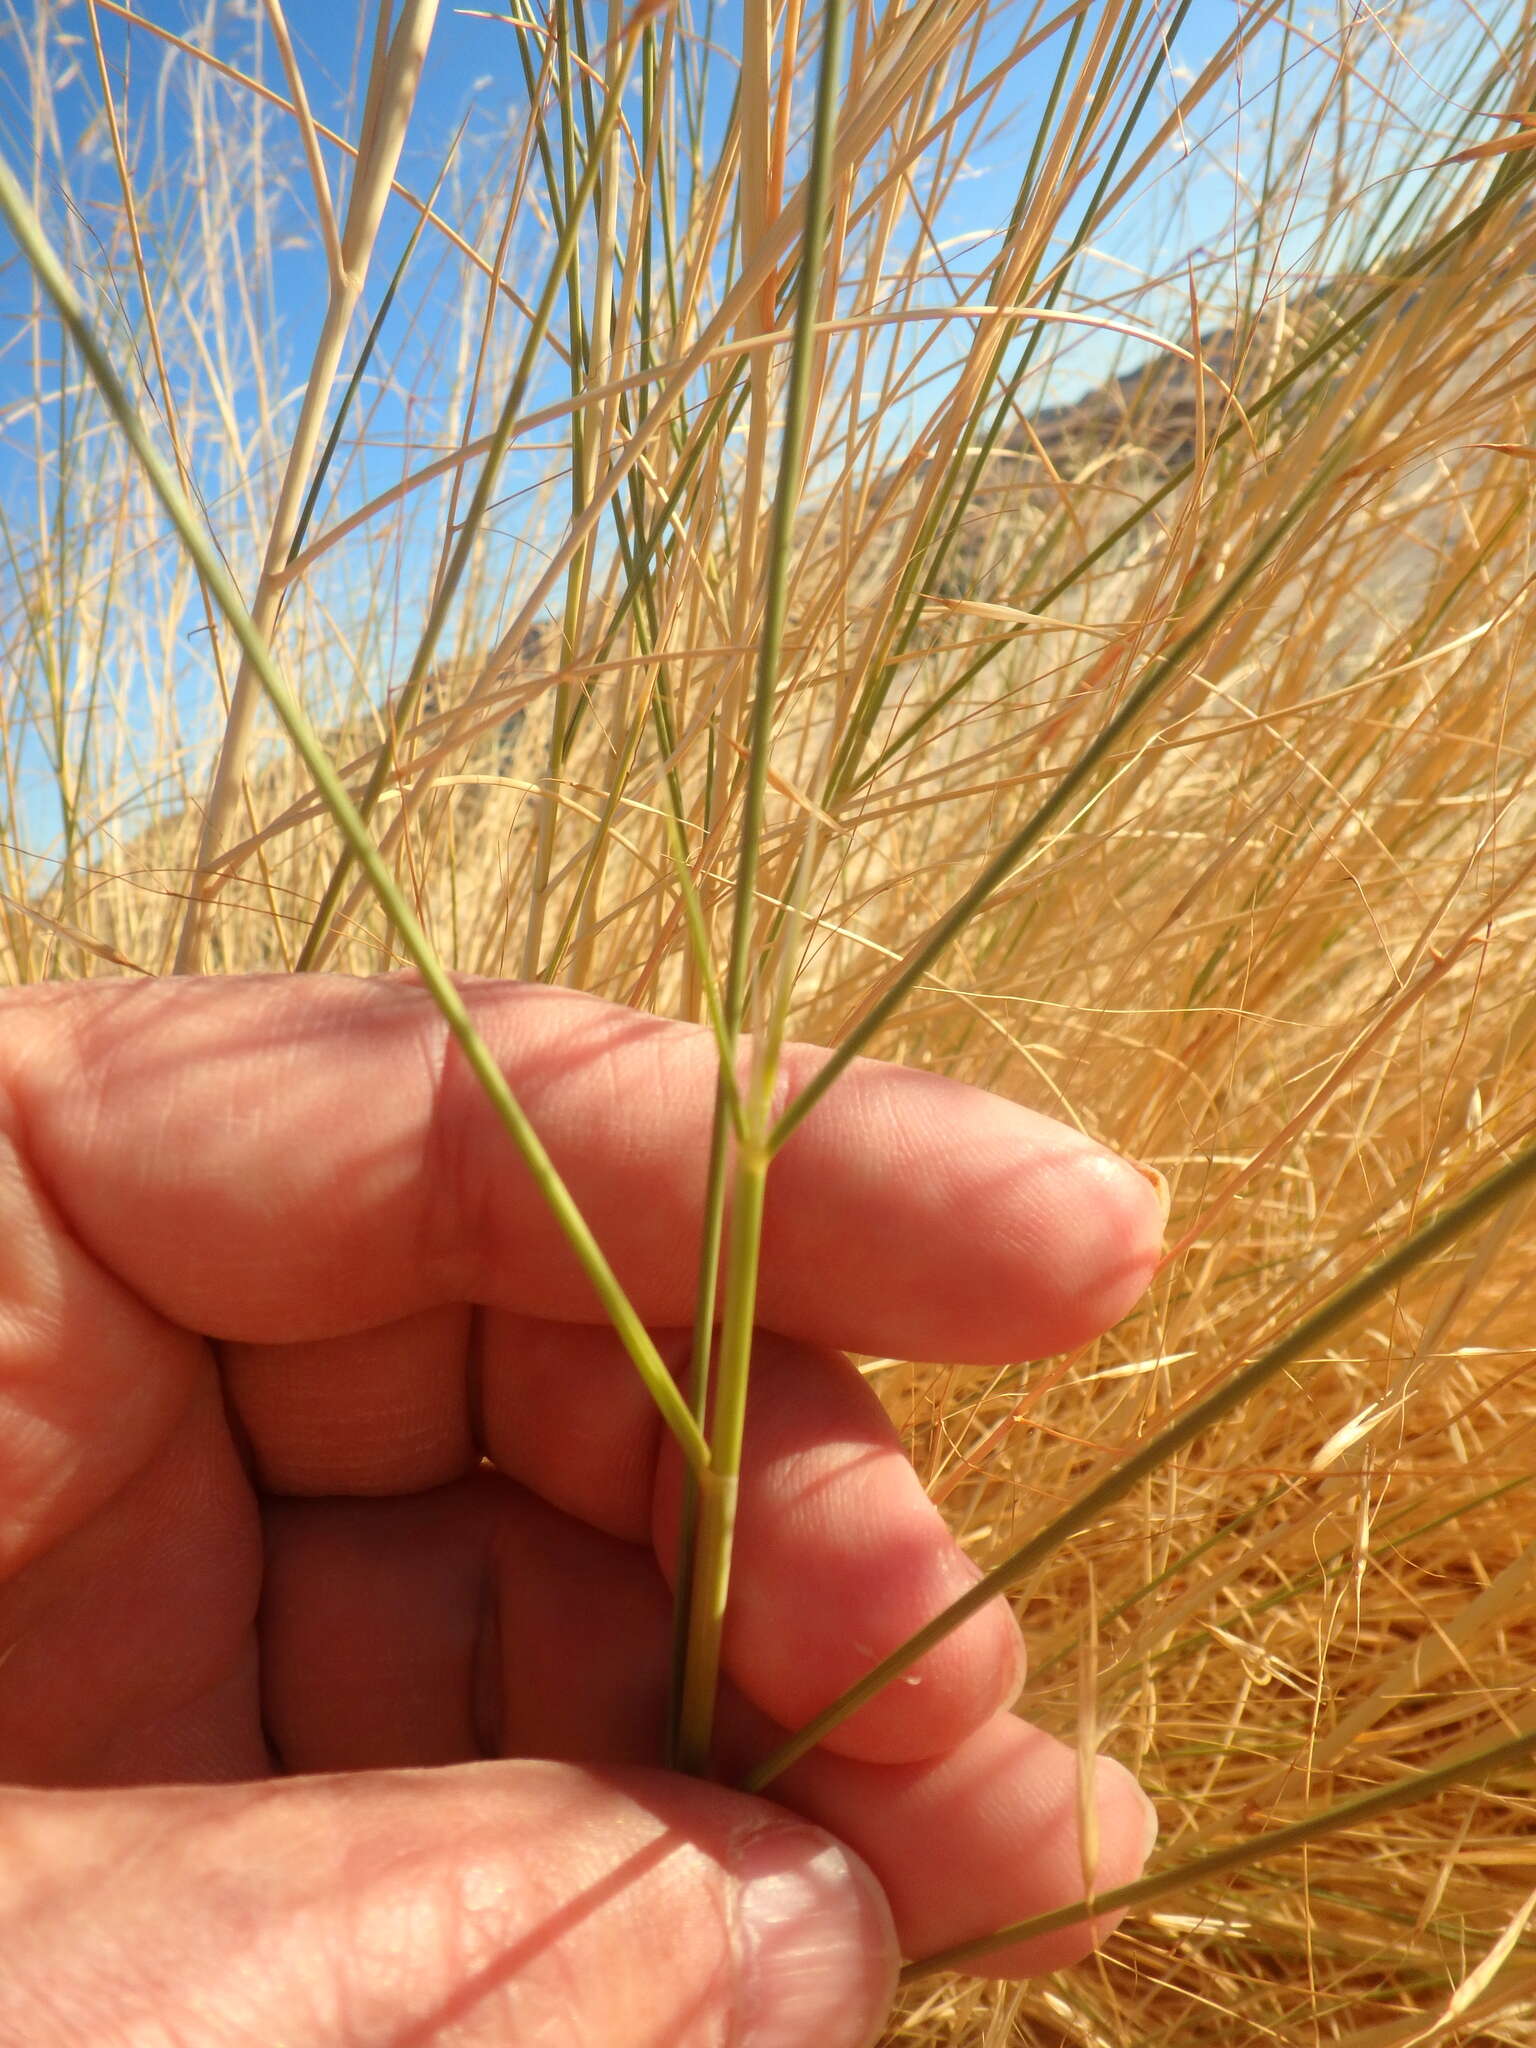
5 1 1536 2038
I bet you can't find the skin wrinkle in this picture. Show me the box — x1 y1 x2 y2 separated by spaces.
499 1318 671 1540
2 1385 262 1785
413 984 686 1316
225 1307 478 1498
97 1660 264 1788
416 984 490 1309
480 1313 672 1544
471 1558 504 1764
464 1302 490 1464
355 1779 731 2047
0 1133 201 1587
564 1014 719 1316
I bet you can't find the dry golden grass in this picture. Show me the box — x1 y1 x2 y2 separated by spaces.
5 1 1536 2039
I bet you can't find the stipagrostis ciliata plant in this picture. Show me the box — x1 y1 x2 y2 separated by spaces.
4 0 1536 2039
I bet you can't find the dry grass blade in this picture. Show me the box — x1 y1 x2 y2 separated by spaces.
173 0 440 972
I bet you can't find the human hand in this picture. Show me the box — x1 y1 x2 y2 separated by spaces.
0 973 1164 2046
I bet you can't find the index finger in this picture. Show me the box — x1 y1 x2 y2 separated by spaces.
1 974 1163 1360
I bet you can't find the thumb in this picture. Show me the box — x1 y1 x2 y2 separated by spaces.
0 1761 899 2046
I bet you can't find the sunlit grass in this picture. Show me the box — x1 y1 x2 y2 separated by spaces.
5 0 1536 2039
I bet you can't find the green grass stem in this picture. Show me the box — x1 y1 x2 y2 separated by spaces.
672 0 850 1774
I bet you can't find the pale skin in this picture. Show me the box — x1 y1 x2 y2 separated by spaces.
0 973 1165 2047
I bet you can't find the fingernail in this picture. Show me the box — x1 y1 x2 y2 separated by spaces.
1130 1158 1171 1226
1138 1787 1160 1863
732 1823 898 2048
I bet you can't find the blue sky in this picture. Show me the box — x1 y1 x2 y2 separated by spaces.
0 1 1314 610
0 1 1490 455
0 3 1321 368
0 1 1510 858
261 0 1269 382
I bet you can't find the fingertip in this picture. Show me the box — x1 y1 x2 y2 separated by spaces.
779 1714 1159 1982
966 1745 1159 1979
806 1551 1028 1766
1031 1146 1167 1351
1090 1750 1159 1889
1132 1765 1161 1864
1130 1158 1172 1230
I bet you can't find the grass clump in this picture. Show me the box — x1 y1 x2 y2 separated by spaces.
5 0 1536 2039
